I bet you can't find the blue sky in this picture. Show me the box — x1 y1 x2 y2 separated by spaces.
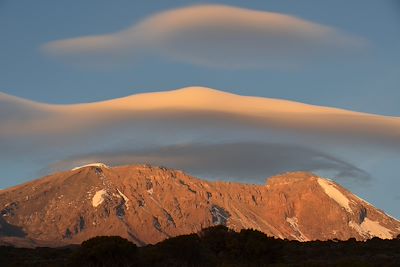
1 1 400 217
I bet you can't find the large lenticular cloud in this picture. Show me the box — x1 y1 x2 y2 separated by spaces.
42 5 366 68
1 86 399 188
1 87 399 146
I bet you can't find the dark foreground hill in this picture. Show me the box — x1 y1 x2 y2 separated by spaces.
1 226 400 267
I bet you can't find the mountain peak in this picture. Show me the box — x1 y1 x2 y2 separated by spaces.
71 162 110 171
0 165 399 247
266 171 318 185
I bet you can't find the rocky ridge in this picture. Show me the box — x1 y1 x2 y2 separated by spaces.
0 164 399 247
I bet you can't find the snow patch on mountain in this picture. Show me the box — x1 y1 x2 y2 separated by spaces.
92 189 107 207
317 178 352 213
117 189 130 209
72 163 109 171
349 218 393 239
361 219 393 239
286 217 309 241
211 205 230 226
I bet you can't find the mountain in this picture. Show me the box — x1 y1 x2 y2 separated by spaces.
0 164 399 247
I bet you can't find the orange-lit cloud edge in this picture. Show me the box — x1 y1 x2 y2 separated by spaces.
1 86 399 143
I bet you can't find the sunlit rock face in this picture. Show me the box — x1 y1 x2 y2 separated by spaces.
0 165 399 247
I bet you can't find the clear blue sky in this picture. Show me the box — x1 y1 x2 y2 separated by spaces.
1 1 400 217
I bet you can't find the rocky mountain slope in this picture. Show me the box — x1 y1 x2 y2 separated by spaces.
0 164 399 247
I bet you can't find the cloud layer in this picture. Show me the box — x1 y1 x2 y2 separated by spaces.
42 5 366 68
1 86 399 189
1 87 399 148
49 142 371 184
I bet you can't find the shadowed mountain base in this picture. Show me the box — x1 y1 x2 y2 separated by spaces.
1 226 400 267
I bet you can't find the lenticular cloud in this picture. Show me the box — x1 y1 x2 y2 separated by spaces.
42 5 366 68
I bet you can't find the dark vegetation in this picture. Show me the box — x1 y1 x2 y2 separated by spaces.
1 226 400 266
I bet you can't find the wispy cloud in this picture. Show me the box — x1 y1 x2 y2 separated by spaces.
41 5 367 69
